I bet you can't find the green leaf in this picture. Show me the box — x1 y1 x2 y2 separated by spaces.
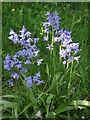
56 106 76 114
2 95 16 98
55 100 90 115
74 100 90 107
0 100 17 108
46 94 53 105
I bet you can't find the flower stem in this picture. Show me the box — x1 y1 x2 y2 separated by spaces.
68 60 73 98
59 44 61 63
51 27 55 76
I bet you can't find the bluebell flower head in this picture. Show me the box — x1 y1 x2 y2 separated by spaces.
36 80 44 85
74 56 80 63
44 36 49 41
24 59 32 65
9 29 15 35
37 59 43 66
11 72 19 80
46 44 54 51
19 26 27 34
25 76 32 89
4 64 11 71
33 50 39 57
34 38 39 44
8 79 14 86
59 49 68 59
15 61 22 69
25 31 31 38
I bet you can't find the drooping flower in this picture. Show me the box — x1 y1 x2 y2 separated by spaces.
25 76 32 89
15 61 22 69
19 67 27 74
19 26 27 34
37 59 43 66
73 56 80 63
59 49 68 59
11 72 19 80
8 79 14 86
24 59 32 65
46 44 54 51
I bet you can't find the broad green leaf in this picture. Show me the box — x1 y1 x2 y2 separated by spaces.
0 100 17 108
56 106 76 114
74 100 90 107
55 100 90 115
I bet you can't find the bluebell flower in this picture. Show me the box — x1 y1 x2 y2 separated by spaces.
73 56 80 63
24 59 32 65
20 38 25 46
11 72 19 80
33 50 39 57
43 22 49 34
54 37 58 42
59 49 68 59
69 56 73 63
19 33 25 39
8 35 14 40
5 26 44 89
19 26 27 34
9 29 15 35
46 44 54 51
8 30 20 44
33 71 40 82
25 76 32 89
44 36 48 41
72 43 79 54
36 79 44 85
26 38 33 44
33 75 38 82
30 45 35 50
37 59 43 66
46 11 53 26
13 34 20 44
34 38 39 44
5 54 11 60
4 64 11 71
26 79 32 89
36 71 40 77
26 49 33 58
19 67 27 74
15 61 22 69
33 71 44 86
53 11 60 32
19 49 27 57
8 79 14 86
25 31 31 37
10 60 15 67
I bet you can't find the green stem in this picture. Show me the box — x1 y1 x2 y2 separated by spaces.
59 45 61 63
51 27 55 76
68 60 73 98
52 27 54 46
67 61 69 69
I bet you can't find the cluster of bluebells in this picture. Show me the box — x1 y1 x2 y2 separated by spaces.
43 11 60 43
58 29 80 65
25 71 44 89
43 11 80 64
4 26 43 88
